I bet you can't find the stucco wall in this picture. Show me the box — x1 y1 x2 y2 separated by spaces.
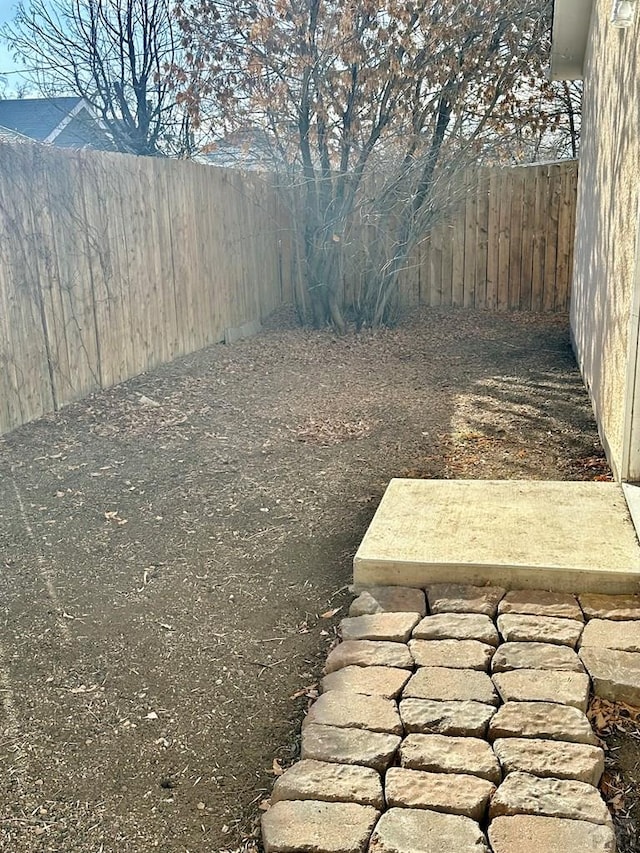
570 0 640 479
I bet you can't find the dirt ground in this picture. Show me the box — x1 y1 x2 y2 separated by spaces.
0 307 622 853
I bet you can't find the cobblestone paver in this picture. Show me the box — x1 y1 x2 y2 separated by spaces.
303 691 404 734
498 590 584 621
350 587 427 617
340 613 422 643
488 771 612 825
399 697 496 736
412 613 499 645
487 700 599 744
491 669 590 711
496 613 583 647
580 619 640 652
262 584 640 853
488 814 616 853
271 759 384 808
402 666 499 704
321 666 411 698
408 638 495 670
579 646 640 706
492 737 605 785
491 641 584 673
384 767 495 819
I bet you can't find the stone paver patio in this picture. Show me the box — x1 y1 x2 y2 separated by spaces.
262 584 640 853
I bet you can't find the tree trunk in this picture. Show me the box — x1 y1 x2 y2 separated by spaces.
304 232 346 332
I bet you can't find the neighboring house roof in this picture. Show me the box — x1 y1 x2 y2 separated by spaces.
550 0 595 79
0 123 32 143
0 96 114 150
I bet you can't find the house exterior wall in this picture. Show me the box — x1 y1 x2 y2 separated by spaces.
570 0 640 479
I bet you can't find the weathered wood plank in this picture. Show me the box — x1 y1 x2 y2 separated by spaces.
531 165 549 312
25 145 69 408
508 169 524 310
565 163 579 312
429 220 443 307
519 165 537 311
475 169 490 309
44 149 102 400
497 169 512 311
486 169 501 310
441 215 454 308
543 165 562 312
451 185 465 307
463 170 477 307
555 162 575 312
0 145 56 425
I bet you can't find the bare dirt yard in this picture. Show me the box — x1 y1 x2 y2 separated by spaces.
0 307 630 853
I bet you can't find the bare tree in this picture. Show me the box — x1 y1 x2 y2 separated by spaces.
542 80 582 159
3 0 189 155
494 76 582 162
176 0 576 329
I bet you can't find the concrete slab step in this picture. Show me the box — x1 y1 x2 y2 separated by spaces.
354 479 640 594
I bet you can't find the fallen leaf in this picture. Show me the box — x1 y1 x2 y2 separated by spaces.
608 793 625 813
594 711 607 731
320 607 341 619
272 759 284 776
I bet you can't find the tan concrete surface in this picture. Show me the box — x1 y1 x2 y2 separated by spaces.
354 479 640 593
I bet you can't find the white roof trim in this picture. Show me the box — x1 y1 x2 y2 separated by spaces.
550 0 595 80
43 98 89 144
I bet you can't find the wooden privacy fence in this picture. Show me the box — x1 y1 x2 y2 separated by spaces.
344 160 578 313
0 147 577 436
0 142 295 435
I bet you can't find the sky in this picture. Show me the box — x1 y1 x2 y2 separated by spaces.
0 0 26 92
